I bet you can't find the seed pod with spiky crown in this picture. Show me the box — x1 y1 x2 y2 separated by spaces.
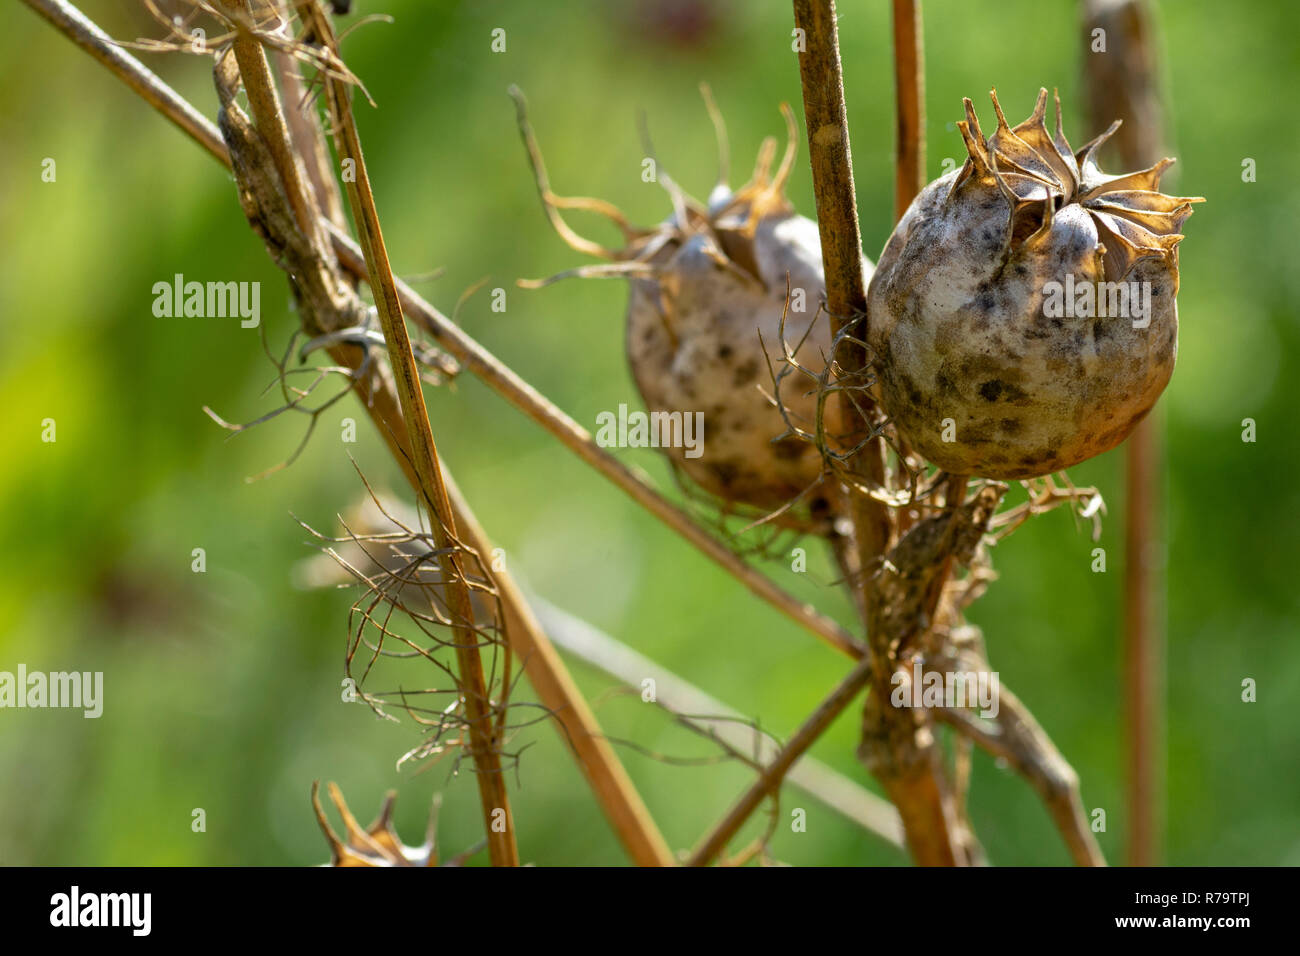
513 87 873 513
867 89 1202 479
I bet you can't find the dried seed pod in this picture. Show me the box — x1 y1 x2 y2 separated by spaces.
867 89 1202 479
514 88 873 512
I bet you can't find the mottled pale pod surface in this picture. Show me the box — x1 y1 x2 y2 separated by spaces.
520 97 873 511
628 211 871 509
867 89 1202 479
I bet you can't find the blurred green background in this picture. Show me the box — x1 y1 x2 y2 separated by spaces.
1 0 1296 866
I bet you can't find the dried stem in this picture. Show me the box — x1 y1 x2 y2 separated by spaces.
891 0 926 220
270 4 346 231
20 0 228 165
439 473 675 866
933 674 1105 867
223 2 317 237
687 654 876 866
882 2 926 512
1123 418 1161 863
793 0 963 866
790 0 891 599
1081 0 1167 868
531 593 905 847
920 474 968 630
268 0 517 866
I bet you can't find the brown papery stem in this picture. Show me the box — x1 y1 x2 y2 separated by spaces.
532 595 905 848
687 654 876 866
792 0 963 865
270 6 347 232
1081 0 1167 869
790 0 891 608
891 0 926 220
440 473 676 866
888 0 925 504
285 0 517 867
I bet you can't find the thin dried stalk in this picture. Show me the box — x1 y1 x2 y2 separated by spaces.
260 0 516 866
1081 0 1167 868
21 0 227 165
270 4 346 231
530 593 905 847
18 0 863 663
222 2 318 237
317 340 670 864
440 472 676 866
792 0 964 866
932 661 1105 867
891 0 926 220
687 654 876 866
790 0 892 593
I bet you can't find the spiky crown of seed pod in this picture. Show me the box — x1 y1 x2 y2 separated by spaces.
512 85 802 293
312 782 436 866
951 87 1203 282
311 782 485 867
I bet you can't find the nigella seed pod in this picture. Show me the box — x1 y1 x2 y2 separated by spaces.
514 87 873 511
867 88 1202 479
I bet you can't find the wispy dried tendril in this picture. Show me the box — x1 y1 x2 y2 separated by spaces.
202 317 456 481
124 0 383 105
296 467 525 780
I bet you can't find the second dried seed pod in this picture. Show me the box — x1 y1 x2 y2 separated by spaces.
515 88 872 511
